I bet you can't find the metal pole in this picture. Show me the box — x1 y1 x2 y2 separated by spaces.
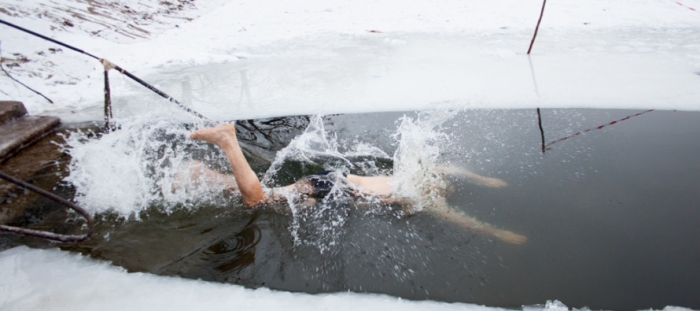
0 171 93 242
527 0 548 54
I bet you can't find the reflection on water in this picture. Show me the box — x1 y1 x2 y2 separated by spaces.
539 109 655 152
159 211 262 280
8 109 700 310
207 216 260 274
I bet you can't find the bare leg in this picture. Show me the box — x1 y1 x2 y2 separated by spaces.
434 166 508 188
428 197 527 245
190 124 264 206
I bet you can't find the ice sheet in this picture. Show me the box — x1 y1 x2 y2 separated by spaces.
0 246 693 311
1 0 699 121
2 1 700 310
0 246 507 311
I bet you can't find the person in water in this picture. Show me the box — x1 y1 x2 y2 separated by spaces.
188 123 527 245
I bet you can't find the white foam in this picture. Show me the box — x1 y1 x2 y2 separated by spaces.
61 111 454 217
262 115 351 185
391 111 453 212
61 112 223 216
258 113 443 250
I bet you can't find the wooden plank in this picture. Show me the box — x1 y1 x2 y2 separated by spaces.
0 116 61 163
0 101 28 126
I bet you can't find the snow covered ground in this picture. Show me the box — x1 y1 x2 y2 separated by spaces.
1 0 699 121
1 0 700 310
0 246 516 311
0 246 694 311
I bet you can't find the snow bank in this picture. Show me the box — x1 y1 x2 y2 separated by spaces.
0 246 506 311
1 0 699 121
1 1 700 309
0 246 694 311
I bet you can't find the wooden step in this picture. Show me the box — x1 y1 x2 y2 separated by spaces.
0 101 63 228
0 101 28 125
0 127 70 222
1 100 61 163
0 115 61 162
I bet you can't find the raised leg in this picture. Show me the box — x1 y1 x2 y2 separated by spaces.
190 124 264 206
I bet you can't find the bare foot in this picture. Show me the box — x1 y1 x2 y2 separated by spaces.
494 229 528 245
190 123 237 146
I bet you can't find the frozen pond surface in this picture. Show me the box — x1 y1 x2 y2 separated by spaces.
3 108 699 310
60 31 700 123
3 0 700 119
2 1 700 310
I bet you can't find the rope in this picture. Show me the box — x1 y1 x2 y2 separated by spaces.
673 1 698 12
0 62 54 104
0 171 93 242
0 41 54 104
543 109 654 151
0 18 210 121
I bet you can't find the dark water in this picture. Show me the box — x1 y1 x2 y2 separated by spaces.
14 109 700 310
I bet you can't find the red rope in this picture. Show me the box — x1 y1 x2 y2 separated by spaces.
544 109 654 151
674 1 698 12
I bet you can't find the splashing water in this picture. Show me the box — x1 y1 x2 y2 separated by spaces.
390 110 454 213
253 112 454 250
261 115 354 186
62 113 227 217
259 115 368 251
62 111 455 251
